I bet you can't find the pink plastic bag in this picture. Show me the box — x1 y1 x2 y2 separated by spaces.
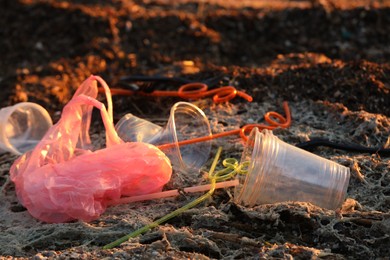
10 75 172 223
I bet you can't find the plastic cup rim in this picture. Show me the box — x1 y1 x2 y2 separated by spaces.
0 102 52 155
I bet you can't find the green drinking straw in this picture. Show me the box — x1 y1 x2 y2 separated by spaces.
103 147 248 249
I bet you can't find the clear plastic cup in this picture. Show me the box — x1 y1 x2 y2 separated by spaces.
234 128 350 209
115 102 212 174
0 102 53 155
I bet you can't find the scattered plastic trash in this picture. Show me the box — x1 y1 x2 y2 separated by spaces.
109 128 353 209
116 100 291 173
103 147 249 249
7 74 291 224
10 75 172 223
4 74 353 249
115 101 212 174
234 128 351 210
158 101 292 146
0 102 52 155
104 129 352 249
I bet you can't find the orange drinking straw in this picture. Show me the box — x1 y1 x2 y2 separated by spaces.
99 82 253 103
157 101 291 150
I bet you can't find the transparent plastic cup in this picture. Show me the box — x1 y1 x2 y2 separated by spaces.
0 102 53 155
115 102 212 174
234 128 350 209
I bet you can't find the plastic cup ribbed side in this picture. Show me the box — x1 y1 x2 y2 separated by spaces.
235 128 350 210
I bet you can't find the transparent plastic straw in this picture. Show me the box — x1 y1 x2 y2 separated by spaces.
108 179 239 206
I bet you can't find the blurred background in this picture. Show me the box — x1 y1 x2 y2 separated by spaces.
0 0 389 115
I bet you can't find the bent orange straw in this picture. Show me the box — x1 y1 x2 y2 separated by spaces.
99 82 253 103
157 101 291 150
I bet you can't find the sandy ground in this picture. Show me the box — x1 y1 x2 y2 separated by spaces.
0 0 389 259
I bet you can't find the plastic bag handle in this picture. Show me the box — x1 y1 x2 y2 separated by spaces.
94 76 113 123
71 94 121 147
17 94 121 176
73 75 114 149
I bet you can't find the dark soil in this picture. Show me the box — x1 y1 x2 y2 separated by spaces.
1 0 389 116
0 0 389 259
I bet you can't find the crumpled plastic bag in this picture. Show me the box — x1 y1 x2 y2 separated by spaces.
10 75 172 223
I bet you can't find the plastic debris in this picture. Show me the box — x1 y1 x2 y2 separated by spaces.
0 102 52 155
103 147 248 249
115 101 212 174
10 75 172 223
234 128 351 210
